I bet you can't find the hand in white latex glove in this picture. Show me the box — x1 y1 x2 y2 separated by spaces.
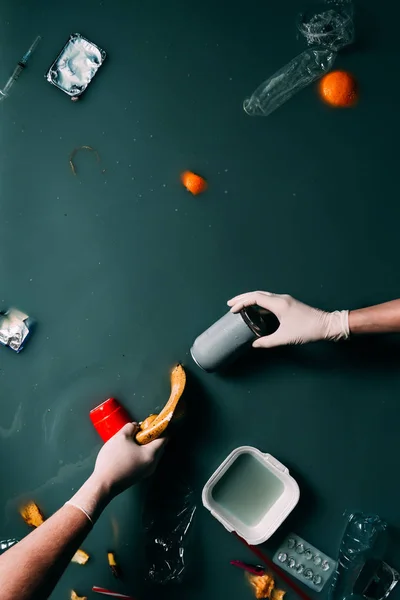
228 291 349 348
93 423 166 497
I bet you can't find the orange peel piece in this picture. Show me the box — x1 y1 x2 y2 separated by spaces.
181 171 207 195
246 573 275 599
20 501 45 528
136 364 186 445
71 591 87 600
71 549 90 565
271 590 286 600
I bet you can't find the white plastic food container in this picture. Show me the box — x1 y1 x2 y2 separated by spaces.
202 446 300 545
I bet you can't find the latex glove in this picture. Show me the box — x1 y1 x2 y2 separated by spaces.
228 290 349 348
93 422 166 497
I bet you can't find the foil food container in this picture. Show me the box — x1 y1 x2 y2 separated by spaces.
46 33 106 99
0 308 32 353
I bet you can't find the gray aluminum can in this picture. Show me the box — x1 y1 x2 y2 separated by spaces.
191 307 276 372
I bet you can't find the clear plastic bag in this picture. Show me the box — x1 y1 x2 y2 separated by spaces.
329 513 388 600
297 2 354 51
244 48 335 116
142 464 196 584
244 0 354 117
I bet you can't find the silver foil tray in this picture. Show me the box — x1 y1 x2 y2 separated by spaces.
46 33 106 98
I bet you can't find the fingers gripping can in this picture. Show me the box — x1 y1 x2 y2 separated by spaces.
190 307 278 372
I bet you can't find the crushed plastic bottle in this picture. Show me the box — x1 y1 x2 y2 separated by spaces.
329 513 388 600
243 0 354 116
244 48 335 116
142 457 196 584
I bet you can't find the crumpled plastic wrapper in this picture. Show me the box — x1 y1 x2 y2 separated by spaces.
244 0 354 116
142 468 196 584
298 2 354 51
0 308 32 352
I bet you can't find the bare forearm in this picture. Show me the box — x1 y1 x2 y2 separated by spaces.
0 475 110 600
0 422 164 600
349 299 400 335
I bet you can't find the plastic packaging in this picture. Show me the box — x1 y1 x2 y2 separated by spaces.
143 463 196 584
244 0 354 116
297 2 354 51
330 513 389 600
244 48 335 116
202 447 299 545
274 533 336 591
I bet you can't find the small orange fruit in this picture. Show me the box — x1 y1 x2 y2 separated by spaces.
319 70 358 107
180 171 207 195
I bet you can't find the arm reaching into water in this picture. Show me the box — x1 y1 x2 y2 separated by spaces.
0 423 165 600
228 291 400 348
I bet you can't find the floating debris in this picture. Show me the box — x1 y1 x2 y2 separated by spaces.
71 549 90 565
180 171 207 195
0 35 41 101
69 145 105 176
0 539 19 554
0 308 32 353
46 33 106 100
20 501 45 528
107 551 120 578
71 591 87 600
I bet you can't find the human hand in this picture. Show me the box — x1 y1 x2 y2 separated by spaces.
93 423 166 497
228 291 349 348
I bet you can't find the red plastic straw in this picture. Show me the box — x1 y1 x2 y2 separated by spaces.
233 533 312 600
230 559 265 575
92 586 136 599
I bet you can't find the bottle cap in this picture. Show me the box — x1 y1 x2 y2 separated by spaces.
90 398 132 442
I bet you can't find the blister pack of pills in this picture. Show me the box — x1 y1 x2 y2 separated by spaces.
273 533 336 591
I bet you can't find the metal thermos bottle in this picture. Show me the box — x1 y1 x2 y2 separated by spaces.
190 306 279 372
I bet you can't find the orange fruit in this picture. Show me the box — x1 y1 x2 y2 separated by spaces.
319 70 358 107
181 171 207 195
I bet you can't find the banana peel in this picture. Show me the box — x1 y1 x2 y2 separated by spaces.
20 501 89 565
136 364 186 445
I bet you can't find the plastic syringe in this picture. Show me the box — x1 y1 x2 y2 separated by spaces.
0 35 41 101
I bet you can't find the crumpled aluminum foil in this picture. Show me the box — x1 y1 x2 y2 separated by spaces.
46 33 106 99
0 308 32 353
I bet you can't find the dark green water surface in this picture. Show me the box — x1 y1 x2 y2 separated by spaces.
1 1 400 598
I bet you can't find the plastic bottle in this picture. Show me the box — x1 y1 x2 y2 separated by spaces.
329 513 388 600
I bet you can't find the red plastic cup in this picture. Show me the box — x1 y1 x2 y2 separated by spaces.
90 398 132 443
